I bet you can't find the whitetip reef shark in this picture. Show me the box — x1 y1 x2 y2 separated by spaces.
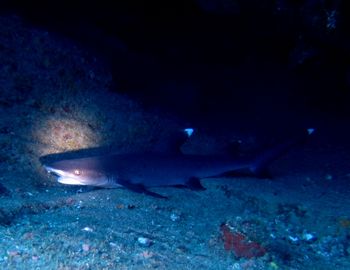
42 128 314 198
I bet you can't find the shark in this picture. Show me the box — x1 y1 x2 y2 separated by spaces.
42 128 314 198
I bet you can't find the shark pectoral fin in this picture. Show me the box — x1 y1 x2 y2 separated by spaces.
119 180 167 199
186 177 206 191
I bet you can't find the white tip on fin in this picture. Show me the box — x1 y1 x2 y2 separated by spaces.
307 128 315 135
184 128 194 137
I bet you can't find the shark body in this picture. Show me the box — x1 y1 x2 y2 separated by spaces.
42 128 314 198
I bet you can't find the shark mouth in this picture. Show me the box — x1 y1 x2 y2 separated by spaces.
43 165 84 185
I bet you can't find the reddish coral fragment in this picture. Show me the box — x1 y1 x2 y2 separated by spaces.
220 223 266 259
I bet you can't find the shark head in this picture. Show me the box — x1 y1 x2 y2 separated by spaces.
43 157 114 187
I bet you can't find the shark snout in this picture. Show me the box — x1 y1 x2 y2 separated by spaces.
43 164 86 185
43 165 61 178
43 165 59 175
43 165 53 173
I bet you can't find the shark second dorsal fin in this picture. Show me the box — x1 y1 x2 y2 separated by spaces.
249 127 315 176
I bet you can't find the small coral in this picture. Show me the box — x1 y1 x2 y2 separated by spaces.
221 223 266 259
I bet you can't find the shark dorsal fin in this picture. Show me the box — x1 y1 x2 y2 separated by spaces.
161 128 194 154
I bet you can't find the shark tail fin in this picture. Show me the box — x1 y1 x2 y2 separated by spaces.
249 128 315 178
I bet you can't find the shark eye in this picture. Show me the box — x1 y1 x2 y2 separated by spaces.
74 169 81 175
